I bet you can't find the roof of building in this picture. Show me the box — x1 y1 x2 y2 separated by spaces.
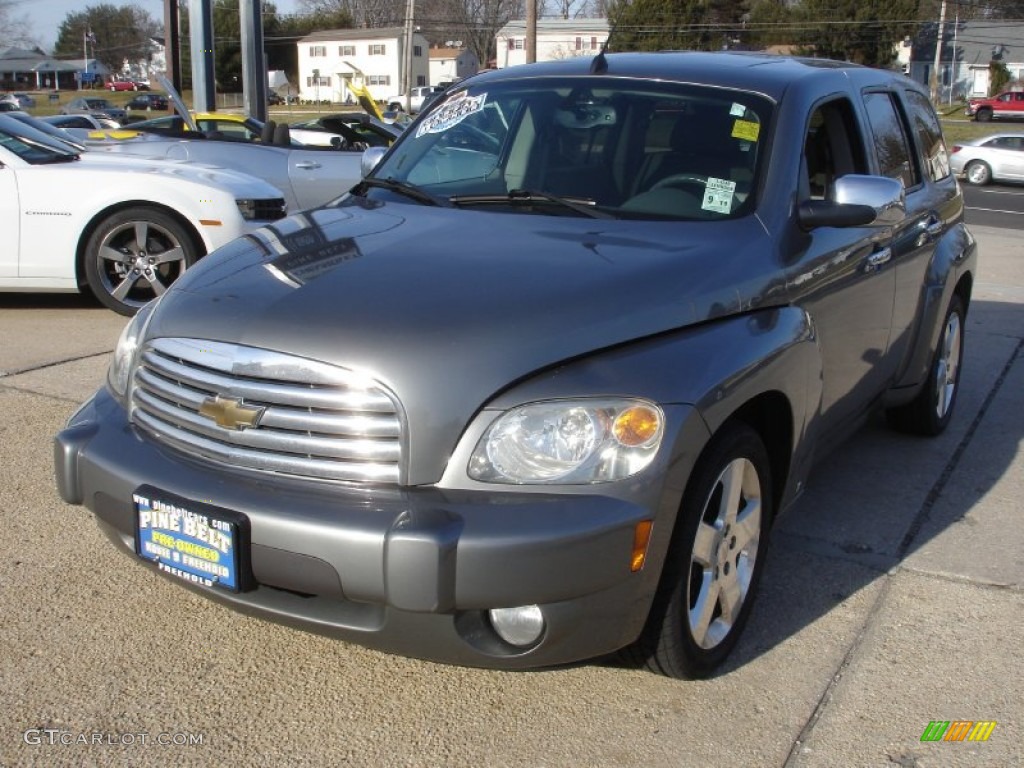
497 18 611 37
299 27 425 43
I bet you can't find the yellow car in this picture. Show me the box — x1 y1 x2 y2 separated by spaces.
120 111 268 142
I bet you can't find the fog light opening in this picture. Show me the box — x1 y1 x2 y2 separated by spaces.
488 605 545 648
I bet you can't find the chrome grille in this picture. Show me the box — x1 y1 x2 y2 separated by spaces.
130 338 404 483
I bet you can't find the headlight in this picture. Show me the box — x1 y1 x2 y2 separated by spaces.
107 300 156 402
236 198 287 221
468 399 664 484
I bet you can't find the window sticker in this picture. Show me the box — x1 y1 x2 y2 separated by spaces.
415 92 488 138
732 119 760 142
702 177 736 215
730 103 746 117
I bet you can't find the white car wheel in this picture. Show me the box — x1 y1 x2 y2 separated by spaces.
84 207 198 316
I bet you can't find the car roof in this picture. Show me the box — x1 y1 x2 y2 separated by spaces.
462 51 917 102
963 132 1024 144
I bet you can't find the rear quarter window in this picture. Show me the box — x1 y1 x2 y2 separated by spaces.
863 91 918 189
903 90 951 182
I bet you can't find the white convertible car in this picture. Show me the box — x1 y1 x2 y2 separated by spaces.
0 113 287 315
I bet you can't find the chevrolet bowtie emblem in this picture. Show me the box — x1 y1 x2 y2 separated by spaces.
198 395 265 431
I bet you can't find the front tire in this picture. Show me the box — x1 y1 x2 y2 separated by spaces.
965 160 992 186
886 294 965 436
84 207 198 316
628 422 772 678
975 108 992 122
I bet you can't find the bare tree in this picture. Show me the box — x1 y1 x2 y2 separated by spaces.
298 0 405 28
0 0 36 49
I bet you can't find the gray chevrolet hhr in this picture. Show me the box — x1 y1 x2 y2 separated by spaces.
56 52 976 678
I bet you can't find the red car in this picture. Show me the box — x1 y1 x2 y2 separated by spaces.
965 90 1024 122
107 80 148 92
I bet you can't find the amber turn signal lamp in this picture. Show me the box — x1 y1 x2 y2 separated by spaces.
613 406 662 447
631 520 653 572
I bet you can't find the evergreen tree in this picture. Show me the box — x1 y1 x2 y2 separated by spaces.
607 0 748 52
53 4 159 74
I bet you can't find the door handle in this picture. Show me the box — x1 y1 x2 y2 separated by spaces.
925 218 943 239
864 247 892 273
295 161 321 170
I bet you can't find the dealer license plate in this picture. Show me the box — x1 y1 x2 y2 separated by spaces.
133 486 250 592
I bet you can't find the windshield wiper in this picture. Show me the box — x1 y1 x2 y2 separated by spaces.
354 177 452 207
449 189 614 219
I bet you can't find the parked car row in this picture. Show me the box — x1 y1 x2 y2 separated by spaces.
0 112 287 315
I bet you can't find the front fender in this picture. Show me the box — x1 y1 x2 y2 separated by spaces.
453 305 823 513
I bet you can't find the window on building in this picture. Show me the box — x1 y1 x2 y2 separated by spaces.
309 45 326 57
339 45 355 56
416 75 426 86
306 75 331 87
575 37 582 50
414 45 423 57
367 75 391 86
591 37 598 50
370 44 386 56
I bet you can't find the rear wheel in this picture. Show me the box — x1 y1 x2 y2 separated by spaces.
965 160 992 186
84 207 198 316
886 294 965 436
627 422 772 678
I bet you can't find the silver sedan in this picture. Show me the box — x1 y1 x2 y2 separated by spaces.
949 132 1024 186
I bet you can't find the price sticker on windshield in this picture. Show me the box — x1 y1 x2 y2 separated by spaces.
731 119 760 142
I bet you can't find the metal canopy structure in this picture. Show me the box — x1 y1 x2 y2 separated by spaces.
163 0 268 121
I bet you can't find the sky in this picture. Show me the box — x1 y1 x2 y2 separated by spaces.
13 0 301 52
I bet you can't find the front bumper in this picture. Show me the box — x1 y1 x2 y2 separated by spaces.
56 388 697 669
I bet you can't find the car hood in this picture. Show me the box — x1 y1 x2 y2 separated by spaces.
148 200 776 483
73 151 280 197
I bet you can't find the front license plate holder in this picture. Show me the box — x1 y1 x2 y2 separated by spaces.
133 485 252 592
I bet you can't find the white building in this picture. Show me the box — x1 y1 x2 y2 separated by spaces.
495 19 610 69
428 46 479 85
296 27 430 104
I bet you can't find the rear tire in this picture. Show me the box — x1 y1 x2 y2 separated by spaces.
626 422 772 678
886 294 965 436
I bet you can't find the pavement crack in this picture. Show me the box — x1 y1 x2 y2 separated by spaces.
896 335 1022 560
783 335 1023 767
0 350 113 379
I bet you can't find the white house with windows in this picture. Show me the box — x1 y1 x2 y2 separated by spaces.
495 19 610 69
428 46 479 85
296 27 430 104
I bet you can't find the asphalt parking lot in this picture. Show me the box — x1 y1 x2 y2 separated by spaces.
0 225 1021 767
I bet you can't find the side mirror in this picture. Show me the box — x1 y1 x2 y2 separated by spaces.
798 174 906 229
361 146 388 177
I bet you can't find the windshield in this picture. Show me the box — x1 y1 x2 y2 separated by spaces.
365 76 771 220
0 113 80 163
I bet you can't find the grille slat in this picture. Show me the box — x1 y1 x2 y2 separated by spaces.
131 338 404 484
139 349 395 412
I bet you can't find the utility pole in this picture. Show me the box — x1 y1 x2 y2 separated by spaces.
930 0 947 103
403 0 415 112
526 0 537 64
